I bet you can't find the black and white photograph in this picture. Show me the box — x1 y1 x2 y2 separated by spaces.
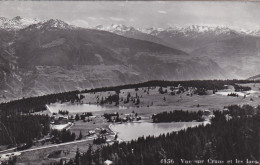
0 1 259 165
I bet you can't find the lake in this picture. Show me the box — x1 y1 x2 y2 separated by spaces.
47 103 128 113
215 90 259 97
110 122 205 141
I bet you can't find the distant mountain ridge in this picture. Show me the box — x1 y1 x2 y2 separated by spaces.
0 16 79 32
1 16 259 36
24 19 76 31
95 24 259 37
0 16 259 102
0 17 229 102
96 23 260 79
0 16 41 30
248 74 260 80
94 24 260 59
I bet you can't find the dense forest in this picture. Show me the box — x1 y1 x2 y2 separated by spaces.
83 80 258 94
227 93 239 97
103 112 139 123
63 105 259 165
152 110 204 122
234 85 251 92
0 114 50 146
0 91 80 115
50 129 76 143
99 94 120 105
0 91 78 147
225 104 256 116
103 113 119 122
93 136 107 145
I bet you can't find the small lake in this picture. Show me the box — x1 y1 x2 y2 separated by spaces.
216 91 245 96
110 122 204 141
216 90 260 97
47 103 128 113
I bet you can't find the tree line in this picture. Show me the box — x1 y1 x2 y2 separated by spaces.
0 114 50 146
83 80 258 94
152 110 204 123
0 91 80 115
0 80 257 115
234 85 251 92
50 129 76 144
227 93 239 97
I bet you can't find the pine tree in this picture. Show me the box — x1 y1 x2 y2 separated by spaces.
74 148 80 165
77 131 82 140
75 114 80 121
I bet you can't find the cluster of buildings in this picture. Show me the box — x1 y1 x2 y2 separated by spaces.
0 152 20 164
50 113 73 130
50 111 96 130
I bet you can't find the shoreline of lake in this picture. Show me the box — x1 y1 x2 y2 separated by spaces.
47 102 130 114
108 120 210 142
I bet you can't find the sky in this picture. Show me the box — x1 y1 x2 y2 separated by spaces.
0 1 260 30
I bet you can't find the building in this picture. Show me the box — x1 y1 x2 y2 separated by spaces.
203 110 211 116
104 160 113 165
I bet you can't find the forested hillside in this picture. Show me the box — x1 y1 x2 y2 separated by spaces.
0 114 50 145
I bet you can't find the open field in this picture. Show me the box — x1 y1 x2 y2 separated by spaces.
67 83 260 117
15 140 92 165
69 116 112 137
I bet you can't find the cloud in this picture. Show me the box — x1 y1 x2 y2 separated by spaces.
109 17 125 22
87 17 97 21
70 20 89 28
129 18 135 22
158 10 167 14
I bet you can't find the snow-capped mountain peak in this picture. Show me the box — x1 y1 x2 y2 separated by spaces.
23 19 76 32
138 27 165 34
0 16 75 31
0 16 41 30
249 29 260 36
95 24 136 33
96 24 257 37
11 16 22 21
42 19 74 29
138 25 257 36
1 17 259 37
142 25 240 36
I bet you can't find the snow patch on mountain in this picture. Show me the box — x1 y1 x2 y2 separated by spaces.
1 17 259 37
0 16 75 31
24 19 76 32
96 24 129 32
143 25 245 37
95 24 260 37
0 16 41 30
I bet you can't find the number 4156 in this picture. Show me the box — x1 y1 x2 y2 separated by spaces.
160 159 175 164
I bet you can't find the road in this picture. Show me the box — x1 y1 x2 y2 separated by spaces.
0 137 94 156
0 147 17 154
20 137 94 154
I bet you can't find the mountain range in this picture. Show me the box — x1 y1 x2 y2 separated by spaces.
95 24 260 51
248 74 260 80
95 24 260 79
0 17 259 102
0 16 40 31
